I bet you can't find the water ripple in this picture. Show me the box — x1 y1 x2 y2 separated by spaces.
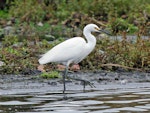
0 82 150 112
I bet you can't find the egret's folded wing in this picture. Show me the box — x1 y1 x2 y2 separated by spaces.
39 37 86 64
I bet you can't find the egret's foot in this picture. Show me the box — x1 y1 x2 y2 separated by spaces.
80 79 96 88
63 93 68 100
67 76 95 88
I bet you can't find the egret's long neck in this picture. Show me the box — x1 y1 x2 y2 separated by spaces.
83 29 96 48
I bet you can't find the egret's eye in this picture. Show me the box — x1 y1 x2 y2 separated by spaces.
94 27 100 31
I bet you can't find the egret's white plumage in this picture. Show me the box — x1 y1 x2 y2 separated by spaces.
38 24 108 93
39 24 99 66
39 37 86 65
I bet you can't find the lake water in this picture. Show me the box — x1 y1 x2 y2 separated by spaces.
0 82 150 113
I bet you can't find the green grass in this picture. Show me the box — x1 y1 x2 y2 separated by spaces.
0 10 9 19
40 71 60 79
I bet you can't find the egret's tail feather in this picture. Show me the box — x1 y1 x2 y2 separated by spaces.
38 58 47 65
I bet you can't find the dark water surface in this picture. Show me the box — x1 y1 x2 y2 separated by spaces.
0 81 150 113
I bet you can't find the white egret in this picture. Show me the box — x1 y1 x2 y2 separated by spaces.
38 24 109 93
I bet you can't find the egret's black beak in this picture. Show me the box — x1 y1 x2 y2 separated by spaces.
99 29 111 35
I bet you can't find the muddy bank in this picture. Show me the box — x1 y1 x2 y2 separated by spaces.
0 70 150 95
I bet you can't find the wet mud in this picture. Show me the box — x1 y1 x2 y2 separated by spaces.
0 71 150 95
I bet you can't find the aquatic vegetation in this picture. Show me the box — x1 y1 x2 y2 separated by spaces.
40 71 60 79
9 0 46 22
0 10 9 19
109 18 138 34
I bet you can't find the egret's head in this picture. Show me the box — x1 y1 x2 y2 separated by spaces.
84 24 100 32
84 24 110 35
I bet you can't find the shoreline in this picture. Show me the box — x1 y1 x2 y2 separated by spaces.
0 70 150 95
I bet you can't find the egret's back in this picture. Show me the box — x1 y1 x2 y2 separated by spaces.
38 37 87 65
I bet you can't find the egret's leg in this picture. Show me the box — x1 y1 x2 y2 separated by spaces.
83 81 86 91
63 66 69 94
